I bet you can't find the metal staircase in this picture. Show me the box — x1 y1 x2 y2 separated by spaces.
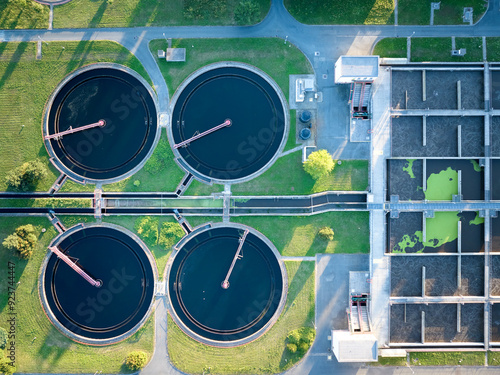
360 303 370 332
351 83 362 112
350 82 372 119
362 84 372 108
349 294 371 333
350 304 360 332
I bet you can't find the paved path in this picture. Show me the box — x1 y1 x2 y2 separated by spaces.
141 297 184 375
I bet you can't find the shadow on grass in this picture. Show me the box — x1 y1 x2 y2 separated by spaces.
0 256 28 315
0 42 28 90
284 261 314 313
89 0 108 27
37 325 71 364
128 0 158 27
64 40 94 74
306 236 329 257
0 5 23 30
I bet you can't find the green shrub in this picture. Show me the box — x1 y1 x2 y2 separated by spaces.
144 138 170 175
303 150 334 180
287 330 301 345
0 358 16 375
134 217 159 246
298 342 310 354
5 159 48 191
234 0 260 25
0 327 7 349
286 327 316 355
286 343 297 354
125 350 148 370
2 224 38 259
301 327 316 345
318 226 334 241
158 222 185 250
133 180 141 187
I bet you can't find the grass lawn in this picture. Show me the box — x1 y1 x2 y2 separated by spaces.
488 351 500 365
434 0 487 25
167 261 315 374
0 216 153 373
398 0 487 25
0 41 150 193
487 38 500 61
453 37 484 61
184 179 224 196
149 38 313 100
373 38 406 58
411 37 483 62
232 212 370 256
0 198 91 208
184 153 368 196
375 37 484 61
411 38 452 62
0 0 49 29
185 216 222 229
54 0 270 28
284 0 394 25
232 153 369 196
284 110 298 152
372 356 408 366
409 351 485 366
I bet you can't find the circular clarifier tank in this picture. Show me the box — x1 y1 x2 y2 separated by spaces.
169 62 288 184
167 223 287 346
39 224 156 345
43 63 159 184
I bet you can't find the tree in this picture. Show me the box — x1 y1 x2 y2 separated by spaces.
125 351 148 370
303 150 334 180
2 224 38 259
286 328 316 355
158 222 185 250
0 358 16 375
134 217 159 246
5 159 48 191
0 327 7 349
287 330 301 345
318 226 334 241
234 0 260 25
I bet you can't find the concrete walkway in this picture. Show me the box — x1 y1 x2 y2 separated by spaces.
141 297 183 375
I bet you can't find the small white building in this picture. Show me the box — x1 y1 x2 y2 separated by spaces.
295 78 315 102
334 56 379 84
331 330 378 362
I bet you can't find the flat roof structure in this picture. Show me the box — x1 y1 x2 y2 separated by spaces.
331 330 378 362
166 48 186 62
334 56 379 84
349 271 370 294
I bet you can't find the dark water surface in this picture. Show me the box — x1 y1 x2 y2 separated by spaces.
47 68 157 180
168 226 284 342
172 67 285 181
44 226 154 340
